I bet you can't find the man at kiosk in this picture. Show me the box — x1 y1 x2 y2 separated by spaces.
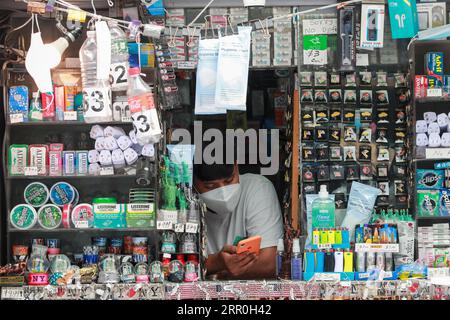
194 162 283 280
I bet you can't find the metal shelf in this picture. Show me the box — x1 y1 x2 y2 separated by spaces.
7 175 136 180
7 121 133 127
8 228 156 233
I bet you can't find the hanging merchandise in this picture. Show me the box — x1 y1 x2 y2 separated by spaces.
387 0 419 39
338 6 356 71
215 26 252 111
128 68 162 145
360 4 385 48
109 20 130 92
80 30 112 123
194 38 223 115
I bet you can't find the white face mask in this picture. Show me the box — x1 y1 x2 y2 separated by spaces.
199 183 241 215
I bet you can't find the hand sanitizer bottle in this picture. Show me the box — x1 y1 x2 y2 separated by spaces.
312 185 335 228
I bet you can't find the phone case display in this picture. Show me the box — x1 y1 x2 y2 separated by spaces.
299 70 411 211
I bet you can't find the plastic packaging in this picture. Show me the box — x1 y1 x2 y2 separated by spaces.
108 21 129 92
341 182 381 240
312 185 335 229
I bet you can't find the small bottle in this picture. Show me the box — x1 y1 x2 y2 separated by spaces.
29 92 42 121
291 238 302 281
275 239 285 278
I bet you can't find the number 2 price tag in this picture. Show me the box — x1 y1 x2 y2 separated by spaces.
110 63 129 90
10 113 24 124
64 111 78 121
75 221 89 229
157 220 173 230
24 167 38 176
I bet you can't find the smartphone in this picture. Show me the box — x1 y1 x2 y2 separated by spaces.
236 236 261 255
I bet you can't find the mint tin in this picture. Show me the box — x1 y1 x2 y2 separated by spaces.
10 204 37 230
38 204 62 229
50 182 75 207
24 182 49 207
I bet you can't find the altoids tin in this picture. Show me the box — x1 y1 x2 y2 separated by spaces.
38 204 62 229
50 182 75 206
10 204 37 230
24 182 49 207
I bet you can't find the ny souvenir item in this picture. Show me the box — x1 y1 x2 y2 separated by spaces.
423 112 437 124
344 146 357 162
330 165 345 180
302 145 315 161
301 89 313 103
360 108 372 122
395 109 406 124
329 128 341 143
314 90 328 103
344 90 357 104
302 128 314 141
378 181 389 196
360 164 373 180
377 195 389 206
315 107 329 123
300 72 313 86
395 146 406 163
393 165 407 178
376 164 388 179
359 71 372 86
394 73 407 88
330 107 342 122
377 109 389 124
302 166 315 182
396 89 410 106
316 144 329 162
377 145 390 161
344 126 357 142
360 90 372 104
314 71 328 87
334 193 347 209
330 146 343 161
343 109 355 123
376 128 388 144
301 109 314 124
345 73 357 87
315 127 329 141
394 129 406 144
359 145 372 162
394 180 407 195
376 90 389 105
330 73 341 85
359 127 372 143
303 184 316 194
376 72 388 87
329 89 342 103
416 120 428 133
317 165 330 181
345 165 360 180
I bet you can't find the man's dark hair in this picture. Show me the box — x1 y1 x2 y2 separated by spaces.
194 162 234 182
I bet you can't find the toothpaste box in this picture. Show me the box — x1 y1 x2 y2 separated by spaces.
29 144 48 176
414 75 428 98
443 76 450 97
126 203 155 228
425 52 444 76
93 204 126 228
8 86 29 121
54 85 65 121
8 144 28 176
417 169 444 189
428 75 443 88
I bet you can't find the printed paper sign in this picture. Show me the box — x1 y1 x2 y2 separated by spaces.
303 19 337 35
303 35 327 65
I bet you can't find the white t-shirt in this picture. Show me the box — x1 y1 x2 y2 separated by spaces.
205 173 284 255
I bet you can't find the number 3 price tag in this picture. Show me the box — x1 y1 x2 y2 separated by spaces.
185 223 199 233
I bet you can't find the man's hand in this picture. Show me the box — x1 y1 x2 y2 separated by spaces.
218 245 257 278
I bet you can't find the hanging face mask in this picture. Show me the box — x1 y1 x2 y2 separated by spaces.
199 183 241 215
26 32 53 93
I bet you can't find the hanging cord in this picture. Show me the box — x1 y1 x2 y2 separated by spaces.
90 0 97 16
186 26 198 47
188 0 217 27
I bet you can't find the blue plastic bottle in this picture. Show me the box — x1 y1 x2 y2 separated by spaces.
291 238 303 280
276 239 285 278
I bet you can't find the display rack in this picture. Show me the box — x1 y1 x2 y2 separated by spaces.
410 40 450 228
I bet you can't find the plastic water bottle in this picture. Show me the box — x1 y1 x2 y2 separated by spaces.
79 30 97 89
79 30 112 123
108 21 129 91
127 67 161 144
